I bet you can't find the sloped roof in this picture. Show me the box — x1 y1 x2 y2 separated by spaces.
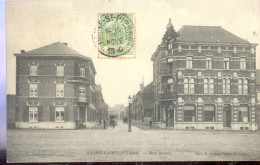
256 69 260 84
20 41 81 55
178 25 249 44
14 41 96 74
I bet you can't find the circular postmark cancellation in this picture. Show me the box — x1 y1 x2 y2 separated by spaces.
98 13 135 58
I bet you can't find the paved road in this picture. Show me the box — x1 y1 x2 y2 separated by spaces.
7 121 260 162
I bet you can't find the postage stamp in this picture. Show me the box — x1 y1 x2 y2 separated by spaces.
98 13 136 59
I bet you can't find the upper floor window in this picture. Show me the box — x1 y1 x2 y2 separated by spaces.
30 65 38 76
184 78 195 94
240 58 246 70
223 57 230 69
257 92 260 103
206 57 212 69
56 84 64 97
79 86 86 97
186 57 192 69
57 66 64 76
29 83 38 97
238 79 248 94
80 67 85 77
223 78 231 94
168 43 172 50
29 107 38 122
204 78 214 94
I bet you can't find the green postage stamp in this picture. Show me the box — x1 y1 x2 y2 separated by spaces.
98 13 136 59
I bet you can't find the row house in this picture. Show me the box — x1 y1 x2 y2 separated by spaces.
132 82 154 124
15 41 98 129
94 84 109 123
256 70 260 129
151 19 258 130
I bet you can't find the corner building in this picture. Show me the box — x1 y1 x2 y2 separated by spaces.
151 19 258 130
15 42 97 129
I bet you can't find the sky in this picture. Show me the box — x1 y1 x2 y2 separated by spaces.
5 0 260 109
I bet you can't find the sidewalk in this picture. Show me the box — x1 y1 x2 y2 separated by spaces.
131 121 162 130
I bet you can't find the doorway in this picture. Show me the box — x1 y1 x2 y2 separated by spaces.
79 106 86 124
223 105 231 127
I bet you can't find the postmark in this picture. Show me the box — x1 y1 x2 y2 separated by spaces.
98 13 135 59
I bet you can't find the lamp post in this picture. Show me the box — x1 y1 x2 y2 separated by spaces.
128 95 132 132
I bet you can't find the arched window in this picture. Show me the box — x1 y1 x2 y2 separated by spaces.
184 78 189 94
209 78 214 94
226 78 231 94
243 79 248 94
238 79 243 94
204 78 208 94
223 79 226 94
190 78 195 94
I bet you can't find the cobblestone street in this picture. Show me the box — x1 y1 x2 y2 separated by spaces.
7 121 260 162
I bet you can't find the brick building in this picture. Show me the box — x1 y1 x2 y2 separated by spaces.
7 94 16 128
132 82 154 124
256 70 260 129
14 41 98 129
151 19 258 130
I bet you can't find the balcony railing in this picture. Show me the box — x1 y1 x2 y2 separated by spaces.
78 97 88 103
158 91 176 100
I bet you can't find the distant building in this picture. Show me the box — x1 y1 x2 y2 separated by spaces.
151 19 258 130
7 94 16 128
132 82 154 124
256 70 260 129
14 41 98 129
94 84 108 122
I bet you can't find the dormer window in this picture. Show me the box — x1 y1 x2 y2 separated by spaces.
80 67 85 77
30 65 38 76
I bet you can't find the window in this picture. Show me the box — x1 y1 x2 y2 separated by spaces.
240 58 246 70
223 78 231 94
168 43 172 50
30 65 38 76
204 79 209 94
56 84 64 97
203 105 215 122
243 79 248 94
223 57 230 69
238 105 249 122
55 107 65 122
186 57 192 69
29 107 38 122
206 57 212 69
184 78 189 94
238 79 243 94
209 79 214 94
178 45 181 52
218 47 221 53
238 79 248 94
80 67 85 77
183 105 195 122
190 78 195 94
29 83 38 97
57 66 64 76
257 92 260 103
79 86 86 102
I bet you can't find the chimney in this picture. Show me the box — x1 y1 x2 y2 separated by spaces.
21 50 25 53
63 43 67 46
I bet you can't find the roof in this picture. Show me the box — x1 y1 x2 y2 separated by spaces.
256 69 260 84
14 41 96 74
178 25 249 44
142 82 154 110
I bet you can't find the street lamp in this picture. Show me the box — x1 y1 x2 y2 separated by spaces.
128 95 132 132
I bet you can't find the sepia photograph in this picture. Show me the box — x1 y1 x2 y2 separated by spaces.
5 0 260 162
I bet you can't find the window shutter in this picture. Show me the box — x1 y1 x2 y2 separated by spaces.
65 107 69 122
38 106 43 122
23 106 29 122
50 106 55 122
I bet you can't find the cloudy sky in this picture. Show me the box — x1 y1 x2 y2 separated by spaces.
6 0 260 107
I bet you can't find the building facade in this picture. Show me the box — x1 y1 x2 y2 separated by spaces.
256 70 260 129
7 94 16 128
151 19 258 130
15 42 98 129
132 82 154 124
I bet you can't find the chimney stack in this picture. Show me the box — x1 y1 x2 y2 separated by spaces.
21 50 25 53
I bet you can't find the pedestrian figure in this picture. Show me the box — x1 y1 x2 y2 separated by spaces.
112 118 115 128
149 120 152 129
103 120 106 129
75 119 79 130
